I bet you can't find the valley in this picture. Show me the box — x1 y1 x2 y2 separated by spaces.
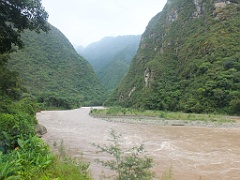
1 0 239 179
77 35 141 92
37 107 240 180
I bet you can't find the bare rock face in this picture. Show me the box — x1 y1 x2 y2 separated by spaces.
214 0 229 9
213 0 236 19
128 86 136 97
35 124 47 137
193 0 235 19
168 9 179 22
119 92 124 101
193 0 204 17
144 67 154 88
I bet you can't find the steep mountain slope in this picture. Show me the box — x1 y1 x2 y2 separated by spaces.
78 35 141 91
8 24 105 108
107 0 240 115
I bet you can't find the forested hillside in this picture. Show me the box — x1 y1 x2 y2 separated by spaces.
106 0 240 115
8 24 105 108
77 35 141 92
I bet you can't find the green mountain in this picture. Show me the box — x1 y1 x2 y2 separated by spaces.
106 0 240 115
8 24 105 108
77 35 141 92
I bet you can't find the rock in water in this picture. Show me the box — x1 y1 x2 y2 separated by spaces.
35 124 47 137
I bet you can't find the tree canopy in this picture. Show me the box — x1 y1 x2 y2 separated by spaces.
0 0 49 53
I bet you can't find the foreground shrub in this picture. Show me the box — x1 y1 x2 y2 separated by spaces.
0 135 91 180
0 135 52 179
0 113 35 152
0 97 38 152
229 99 240 115
93 130 153 180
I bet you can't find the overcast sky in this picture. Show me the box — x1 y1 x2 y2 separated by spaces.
41 0 167 47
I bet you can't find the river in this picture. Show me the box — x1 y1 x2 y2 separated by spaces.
37 107 240 180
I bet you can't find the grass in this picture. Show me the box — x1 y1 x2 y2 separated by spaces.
0 136 91 180
39 140 91 180
36 155 90 180
162 167 174 180
90 106 237 123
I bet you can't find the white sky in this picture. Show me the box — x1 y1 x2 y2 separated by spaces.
41 0 167 47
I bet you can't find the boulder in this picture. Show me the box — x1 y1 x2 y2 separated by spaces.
35 124 47 137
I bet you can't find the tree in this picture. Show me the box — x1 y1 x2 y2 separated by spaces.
0 0 49 99
0 0 49 54
93 130 153 180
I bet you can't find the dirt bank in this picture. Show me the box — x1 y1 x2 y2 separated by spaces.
37 107 240 180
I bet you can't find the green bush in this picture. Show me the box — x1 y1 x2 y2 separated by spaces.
0 135 52 179
93 130 153 180
0 135 91 180
0 113 35 152
229 99 240 115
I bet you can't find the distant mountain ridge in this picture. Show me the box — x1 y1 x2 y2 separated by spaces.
106 0 240 115
77 35 141 92
8 24 105 108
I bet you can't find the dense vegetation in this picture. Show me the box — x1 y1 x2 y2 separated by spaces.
0 1 93 179
106 0 240 115
91 106 236 123
77 35 141 92
0 0 48 153
0 0 48 178
8 24 106 109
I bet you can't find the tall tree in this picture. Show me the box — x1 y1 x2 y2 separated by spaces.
0 0 49 53
0 0 49 99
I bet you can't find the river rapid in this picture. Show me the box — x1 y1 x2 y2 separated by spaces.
37 107 240 180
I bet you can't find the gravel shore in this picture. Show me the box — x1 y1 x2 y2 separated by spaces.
93 115 240 128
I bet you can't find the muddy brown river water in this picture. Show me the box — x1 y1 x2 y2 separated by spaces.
37 107 240 180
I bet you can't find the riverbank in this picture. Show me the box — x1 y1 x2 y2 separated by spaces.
92 115 240 128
